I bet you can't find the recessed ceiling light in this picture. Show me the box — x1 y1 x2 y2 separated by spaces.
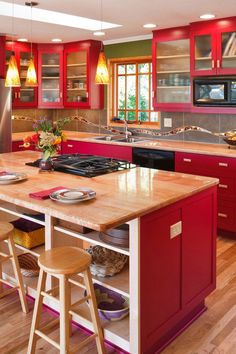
93 31 105 36
17 38 28 42
200 14 215 20
143 23 157 29
51 38 62 42
0 1 121 31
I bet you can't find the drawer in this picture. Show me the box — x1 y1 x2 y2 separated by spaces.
217 176 236 199
217 200 236 232
61 140 80 154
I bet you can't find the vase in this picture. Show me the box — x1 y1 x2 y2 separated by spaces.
39 157 54 173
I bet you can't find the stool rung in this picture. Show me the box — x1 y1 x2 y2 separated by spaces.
45 286 59 296
0 254 11 263
39 318 60 333
71 295 91 310
68 278 86 289
41 291 60 304
0 286 19 298
77 333 97 351
35 330 60 350
0 251 10 257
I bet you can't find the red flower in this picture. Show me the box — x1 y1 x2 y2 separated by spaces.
31 133 39 143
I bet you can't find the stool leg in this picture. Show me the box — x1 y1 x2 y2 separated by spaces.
83 269 106 354
59 275 70 354
27 269 47 354
8 235 28 314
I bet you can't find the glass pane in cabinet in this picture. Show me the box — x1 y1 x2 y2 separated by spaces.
66 51 87 103
20 52 35 103
157 73 190 87
157 39 189 57
156 56 190 73
41 53 60 103
157 85 190 103
19 89 34 103
221 31 236 68
195 35 212 71
20 52 30 81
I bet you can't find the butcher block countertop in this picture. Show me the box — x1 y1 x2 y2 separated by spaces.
12 131 236 158
0 151 218 231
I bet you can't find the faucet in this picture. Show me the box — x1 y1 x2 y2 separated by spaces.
124 119 132 139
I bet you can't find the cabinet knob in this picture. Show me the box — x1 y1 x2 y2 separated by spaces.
212 60 215 69
218 213 227 218
14 92 18 99
183 158 191 163
67 144 73 148
217 59 221 68
219 184 228 189
218 162 228 167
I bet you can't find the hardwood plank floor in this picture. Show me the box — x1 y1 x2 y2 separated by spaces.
0 236 235 354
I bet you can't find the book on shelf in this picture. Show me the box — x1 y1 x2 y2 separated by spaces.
223 32 236 56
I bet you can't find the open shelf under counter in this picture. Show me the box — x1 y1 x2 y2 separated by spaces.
3 240 45 258
54 225 130 256
0 202 45 226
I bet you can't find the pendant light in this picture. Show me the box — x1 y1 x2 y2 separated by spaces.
25 1 38 87
5 0 20 87
95 0 109 84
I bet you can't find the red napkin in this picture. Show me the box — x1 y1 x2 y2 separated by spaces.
0 171 7 176
29 186 66 200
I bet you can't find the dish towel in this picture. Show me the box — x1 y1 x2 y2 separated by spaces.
29 186 66 200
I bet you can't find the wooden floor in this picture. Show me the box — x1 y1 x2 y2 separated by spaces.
0 236 235 354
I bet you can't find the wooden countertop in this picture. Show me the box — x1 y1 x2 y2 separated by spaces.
0 151 218 231
12 131 236 158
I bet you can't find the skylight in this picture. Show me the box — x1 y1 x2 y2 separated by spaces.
0 1 121 31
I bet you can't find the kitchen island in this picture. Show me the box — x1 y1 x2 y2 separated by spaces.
0 151 218 354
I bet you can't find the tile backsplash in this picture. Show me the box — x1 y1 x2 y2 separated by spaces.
12 108 236 146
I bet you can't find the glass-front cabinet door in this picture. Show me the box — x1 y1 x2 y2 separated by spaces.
64 50 88 106
218 29 236 75
153 27 191 111
38 45 63 108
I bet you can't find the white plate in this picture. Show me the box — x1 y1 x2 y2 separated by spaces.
0 172 28 184
50 188 96 204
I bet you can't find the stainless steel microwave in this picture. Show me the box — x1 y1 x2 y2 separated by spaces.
193 78 236 106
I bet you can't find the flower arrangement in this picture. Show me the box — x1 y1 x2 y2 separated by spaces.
23 117 70 160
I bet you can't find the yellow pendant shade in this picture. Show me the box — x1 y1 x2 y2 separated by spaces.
95 51 109 84
25 57 38 87
5 53 21 87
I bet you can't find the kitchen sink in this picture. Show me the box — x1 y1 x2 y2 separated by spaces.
93 136 148 143
116 137 147 143
93 135 122 141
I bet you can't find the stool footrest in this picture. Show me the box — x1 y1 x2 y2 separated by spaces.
71 295 91 310
0 254 11 263
68 278 86 289
35 330 60 350
0 277 17 287
45 286 59 296
0 286 19 298
41 291 60 304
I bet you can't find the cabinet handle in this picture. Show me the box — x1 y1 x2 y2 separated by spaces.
212 60 215 69
14 92 17 99
218 213 227 218
218 162 228 167
219 184 228 189
86 92 89 98
217 59 221 68
67 144 73 148
170 221 182 239
18 92 21 99
183 158 191 163
60 92 62 98
18 144 24 148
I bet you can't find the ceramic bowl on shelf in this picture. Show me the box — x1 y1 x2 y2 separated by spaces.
86 283 129 321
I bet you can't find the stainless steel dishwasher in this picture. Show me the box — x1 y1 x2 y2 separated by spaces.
132 147 175 171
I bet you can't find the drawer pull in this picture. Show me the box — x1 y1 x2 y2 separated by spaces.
67 144 73 148
18 144 24 148
218 162 228 167
219 184 228 189
183 158 191 163
218 213 227 218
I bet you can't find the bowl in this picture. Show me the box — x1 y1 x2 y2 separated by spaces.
223 137 236 147
86 284 129 321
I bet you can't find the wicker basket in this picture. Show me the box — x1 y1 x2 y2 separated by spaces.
18 253 40 277
86 246 128 277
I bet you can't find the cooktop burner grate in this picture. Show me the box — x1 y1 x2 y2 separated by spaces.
26 154 134 177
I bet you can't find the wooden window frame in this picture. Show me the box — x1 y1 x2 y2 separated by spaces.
107 56 160 128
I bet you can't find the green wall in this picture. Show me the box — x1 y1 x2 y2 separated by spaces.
104 39 152 59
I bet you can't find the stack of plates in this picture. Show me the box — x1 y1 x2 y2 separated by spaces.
49 187 96 204
0 172 27 184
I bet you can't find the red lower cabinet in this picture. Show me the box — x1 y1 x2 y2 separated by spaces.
62 140 133 161
140 187 216 353
175 151 236 236
12 140 31 152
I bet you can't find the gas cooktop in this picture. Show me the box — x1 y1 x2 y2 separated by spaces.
26 154 135 177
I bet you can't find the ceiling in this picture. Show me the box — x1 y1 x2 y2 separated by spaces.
1 0 236 44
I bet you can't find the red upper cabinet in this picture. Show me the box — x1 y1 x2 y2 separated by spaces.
152 26 191 112
5 41 38 108
63 40 103 109
190 17 236 76
38 44 64 108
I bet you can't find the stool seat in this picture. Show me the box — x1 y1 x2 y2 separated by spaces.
0 222 14 241
38 246 92 275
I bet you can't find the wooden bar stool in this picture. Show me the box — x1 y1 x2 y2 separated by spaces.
0 221 28 313
27 246 106 354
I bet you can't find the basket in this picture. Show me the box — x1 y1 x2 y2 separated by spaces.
86 246 128 277
10 218 45 249
18 253 40 277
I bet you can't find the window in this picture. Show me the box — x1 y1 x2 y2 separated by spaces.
109 57 160 125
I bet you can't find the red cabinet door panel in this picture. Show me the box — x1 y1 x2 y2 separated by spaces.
217 199 236 232
217 176 236 199
61 140 80 154
78 142 133 161
12 141 31 152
